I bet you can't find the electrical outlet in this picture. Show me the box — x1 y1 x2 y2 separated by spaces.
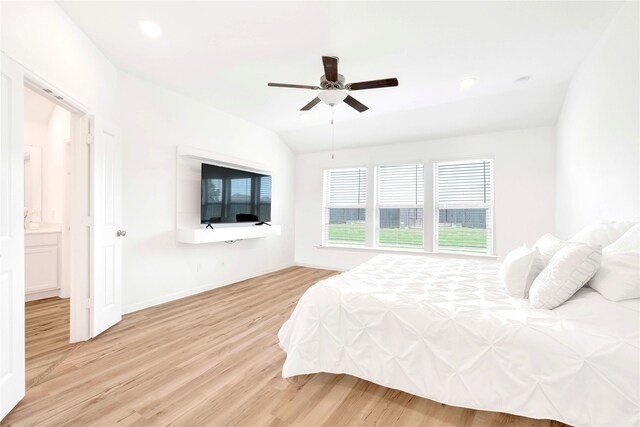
196 262 202 272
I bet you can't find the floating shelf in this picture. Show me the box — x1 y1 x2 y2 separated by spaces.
177 225 281 244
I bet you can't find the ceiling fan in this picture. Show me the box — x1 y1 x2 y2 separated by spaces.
268 56 399 113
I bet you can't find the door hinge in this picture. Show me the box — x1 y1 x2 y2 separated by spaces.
84 298 92 309
86 120 93 144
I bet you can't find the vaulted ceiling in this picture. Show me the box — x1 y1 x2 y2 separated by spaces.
58 1 623 152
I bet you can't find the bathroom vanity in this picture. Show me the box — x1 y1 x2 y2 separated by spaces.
24 228 61 301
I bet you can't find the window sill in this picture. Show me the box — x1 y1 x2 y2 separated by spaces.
315 244 499 260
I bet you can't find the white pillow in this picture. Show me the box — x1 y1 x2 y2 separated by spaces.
570 221 636 247
533 234 570 266
589 251 640 301
500 246 543 298
529 244 602 309
606 223 640 252
589 225 640 301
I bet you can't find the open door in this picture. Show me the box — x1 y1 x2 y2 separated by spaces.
89 117 124 337
0 56 25 419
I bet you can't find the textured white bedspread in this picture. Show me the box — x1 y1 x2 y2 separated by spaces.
278 254 640 427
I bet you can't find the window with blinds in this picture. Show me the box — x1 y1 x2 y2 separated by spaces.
257 175 272 220
376 164 424 248
434 159 493 254
323 168 367 246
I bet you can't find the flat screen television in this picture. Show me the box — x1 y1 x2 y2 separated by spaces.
200 162 272 224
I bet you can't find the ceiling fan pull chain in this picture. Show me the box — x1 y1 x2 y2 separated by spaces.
331 105 335 159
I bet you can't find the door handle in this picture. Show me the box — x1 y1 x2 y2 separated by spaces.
116 230 127 237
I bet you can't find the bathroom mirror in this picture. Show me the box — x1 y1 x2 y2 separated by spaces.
24 145 42 224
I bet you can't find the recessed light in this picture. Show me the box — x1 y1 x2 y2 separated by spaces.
459 78 476 89
139 20 162 38
514 75 532 85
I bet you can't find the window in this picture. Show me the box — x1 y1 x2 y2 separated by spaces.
256 175 271 220
323 168 367 246
376 164 424 248
434 160 493 254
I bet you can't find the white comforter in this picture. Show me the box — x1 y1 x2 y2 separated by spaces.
278 254 640 427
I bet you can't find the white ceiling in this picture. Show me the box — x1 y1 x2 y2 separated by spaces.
58 1 622 152
24 86 55 124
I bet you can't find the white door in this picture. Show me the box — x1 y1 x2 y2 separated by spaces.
89 117 123 337
0 56 25 419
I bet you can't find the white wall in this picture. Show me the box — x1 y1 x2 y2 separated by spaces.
23 105 69 225
24 95 72 299
556 2 640 238
24 120 47 222
24 121 48 148
117 73 295 313
44 106 70 225
1 1 118 120
295 127 556 271
4 2 296 314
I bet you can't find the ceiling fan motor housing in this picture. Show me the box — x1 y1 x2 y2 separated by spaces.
320 74 346 89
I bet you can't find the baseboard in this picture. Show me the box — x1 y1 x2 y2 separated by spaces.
122 262 296 315
294 262 347 272
25 289 61 302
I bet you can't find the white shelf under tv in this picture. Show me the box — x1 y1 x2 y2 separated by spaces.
177 224 281 244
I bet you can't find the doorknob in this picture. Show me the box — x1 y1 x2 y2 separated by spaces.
116 230 127 237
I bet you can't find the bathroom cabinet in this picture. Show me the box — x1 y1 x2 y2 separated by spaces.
24 230 60 301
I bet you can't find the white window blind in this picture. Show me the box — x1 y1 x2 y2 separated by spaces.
376 164 424 248
323 168 367 246
434 159 493 254
258 175 271 219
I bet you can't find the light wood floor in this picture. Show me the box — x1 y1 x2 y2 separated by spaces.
4 267 566 427
24 297 75 389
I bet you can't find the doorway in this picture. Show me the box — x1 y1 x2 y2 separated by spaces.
2 54 124 420
22 85 79 388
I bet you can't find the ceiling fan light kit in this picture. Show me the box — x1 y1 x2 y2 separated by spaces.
318 90 347 106
267 55 399 113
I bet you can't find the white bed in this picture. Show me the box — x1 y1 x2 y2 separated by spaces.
278 254 640 427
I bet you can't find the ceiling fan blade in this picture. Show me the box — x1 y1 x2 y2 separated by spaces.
268 83 320 90
347 78 399 91
301 97 321 111
322 56 339 82
343 95 369 113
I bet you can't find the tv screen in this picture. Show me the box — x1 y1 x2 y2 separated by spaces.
201 163 272 224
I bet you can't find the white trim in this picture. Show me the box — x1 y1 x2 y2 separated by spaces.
294 262 347 272
15 53 90 115
122 263 295 314
365 166 375 247
25 290 62 302
314 244 499 260
177 144 270 175
69 114 91 343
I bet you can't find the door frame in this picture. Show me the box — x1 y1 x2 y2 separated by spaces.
1 52 26 421
22 65 93 342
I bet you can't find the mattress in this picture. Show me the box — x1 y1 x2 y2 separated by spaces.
278 254 640 427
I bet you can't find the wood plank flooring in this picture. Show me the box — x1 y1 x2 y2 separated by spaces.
4 266 566 426
24 297 75 389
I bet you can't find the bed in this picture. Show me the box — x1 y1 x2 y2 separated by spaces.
278 254 640 427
